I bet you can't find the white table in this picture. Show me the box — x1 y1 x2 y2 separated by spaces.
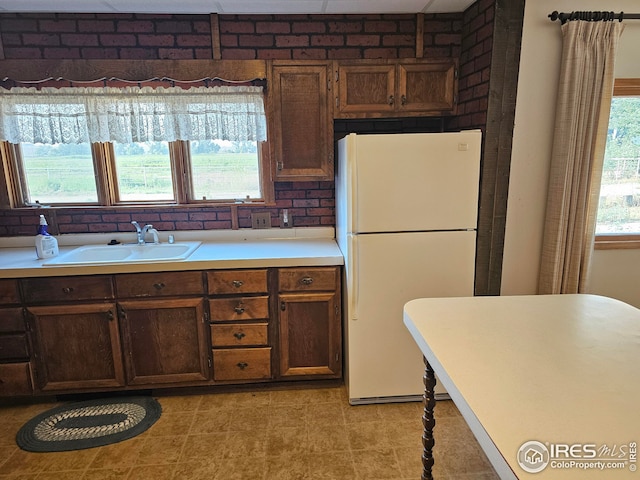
403 294 640 479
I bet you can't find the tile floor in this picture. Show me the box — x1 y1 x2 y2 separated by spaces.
0 385 499 479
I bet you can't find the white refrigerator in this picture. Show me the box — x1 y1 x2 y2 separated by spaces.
335 130 481 405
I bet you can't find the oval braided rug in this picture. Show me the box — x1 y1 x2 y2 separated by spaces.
16 396 162 452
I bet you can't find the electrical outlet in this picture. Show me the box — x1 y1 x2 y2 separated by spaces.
251 212 271 229
280 209 293 228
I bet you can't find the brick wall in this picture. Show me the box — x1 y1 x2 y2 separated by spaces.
446 0 495 130
0 10 490 237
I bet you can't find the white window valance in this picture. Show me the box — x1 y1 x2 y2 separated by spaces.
0 85 267 145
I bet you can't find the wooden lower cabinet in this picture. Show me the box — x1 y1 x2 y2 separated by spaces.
213 348 271 381
0 363 33 396
27 303 125 391
277 267 342 378
118 298 209 385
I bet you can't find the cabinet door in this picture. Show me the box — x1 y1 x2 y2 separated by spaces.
270 62 334 180
27 303 124 391
398 60 457 113
278 292 341 378
336 63 396 116
118 298 209 385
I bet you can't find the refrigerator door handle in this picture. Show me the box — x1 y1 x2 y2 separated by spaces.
349 234 359 321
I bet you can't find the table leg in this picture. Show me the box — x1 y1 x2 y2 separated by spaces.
422 357 437 480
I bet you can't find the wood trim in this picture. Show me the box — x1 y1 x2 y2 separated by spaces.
416 13 424 58
0 59 267 83
595 235 640 250
614 78 640 96
210 14 222 60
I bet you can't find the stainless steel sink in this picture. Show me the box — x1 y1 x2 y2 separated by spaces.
42 241 201 266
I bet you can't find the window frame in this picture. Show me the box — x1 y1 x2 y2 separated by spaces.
594 78 640 250
0 138 274 209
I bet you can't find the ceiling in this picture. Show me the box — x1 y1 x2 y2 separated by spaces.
0 0 477 15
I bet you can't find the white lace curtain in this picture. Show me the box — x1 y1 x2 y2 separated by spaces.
0 85 267 145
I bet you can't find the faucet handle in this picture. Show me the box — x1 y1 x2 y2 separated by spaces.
131 220 141 232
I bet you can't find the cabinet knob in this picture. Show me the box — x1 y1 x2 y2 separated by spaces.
153 282 165 290
401 95 407 106
232 280 244 288
62 287 74 294
300 276 314 286
388 95 394 105
234 305 245 314
237 362 249 370
233 332 246 340
106 310 114 321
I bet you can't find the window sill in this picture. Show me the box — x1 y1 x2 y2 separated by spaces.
595 235 640 250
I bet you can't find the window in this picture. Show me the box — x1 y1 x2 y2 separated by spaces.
595 79 640 249
0 85 272 207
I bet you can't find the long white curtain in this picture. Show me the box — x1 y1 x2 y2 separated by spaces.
0 85 266 144
538 20 624 294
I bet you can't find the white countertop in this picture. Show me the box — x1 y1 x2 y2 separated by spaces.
0 228 344 278
404 294 640 479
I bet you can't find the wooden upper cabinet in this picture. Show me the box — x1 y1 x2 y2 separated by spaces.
269 61 334 181
335 59 458 118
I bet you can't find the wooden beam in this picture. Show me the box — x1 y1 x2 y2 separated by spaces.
0 59 267 83
416 13 424 58
210 13 222 60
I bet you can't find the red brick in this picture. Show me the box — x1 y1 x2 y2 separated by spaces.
257 50 292 59
382 34 414 47
239 34 274 47
275 35 309 47
117 20 155 33
292 49 326 60
61 34 99 47
1 33 21 45
193 21 211 34
194 48 213 59
0 19 38 32
156 20 193 33
256 22 290 34
177 34 211 47
364 48 398 59
39 19 76 32
158 48 194 59
292 22 326 34
139 34 175 47
59 224 90 233
100 34 137 46
3 47 43 59
119 48 157 59
310 35 344 47
220 34 239 47
43 47 81 59
203 220 232 229
22 33 60 46
328 22 363 34
364 21 398 33
327 48 362 59
78 20 116 32
221 49 257 60
80 47 119 59
220 21 255 34
346 35 380 47
189 212 217 221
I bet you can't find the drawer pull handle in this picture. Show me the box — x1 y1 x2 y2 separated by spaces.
62 287 75 294
153 282 165 290
234 306 245 314
106 310 114 321
237 362 248 370
232 280 244 288
388 95 395 105
401 94 407 106
301 277 314 285
233 332 246 340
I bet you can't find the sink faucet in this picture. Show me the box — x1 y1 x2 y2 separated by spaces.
131 221 159 245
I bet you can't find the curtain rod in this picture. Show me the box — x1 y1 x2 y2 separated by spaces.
549 11 640 24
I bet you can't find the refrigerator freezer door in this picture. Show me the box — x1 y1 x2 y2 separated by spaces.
348 131 481 234
345 230 476 403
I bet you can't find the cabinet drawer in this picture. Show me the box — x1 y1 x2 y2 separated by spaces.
0 334 29 361
209 296 269 322
211 323 268 347
0 308 25 333
0 362 33 396
278 267 338 292
21 276 114 303
116 271 203 298
213 348 271 381
208 269 267 295
0 279 20 305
